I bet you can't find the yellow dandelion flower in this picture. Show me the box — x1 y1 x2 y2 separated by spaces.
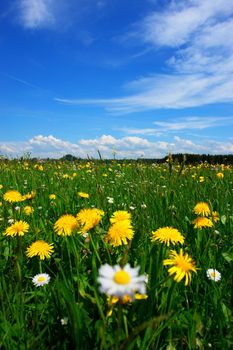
3 190 23 203
192 217 213 229
211 211 220 223
54 214 79 236
49 194 56 200
199 176 205 183
78 192 89 198
26 240 54 260
193 202 211 217
77 208 104 232
110 210 131 224
34 164 44 171
151 227 184 246
107 292 148 315
216 172 224 179
163 249 197 285
4 220 29 237
24 206 34 216
22 191 36 200
105 220 134 247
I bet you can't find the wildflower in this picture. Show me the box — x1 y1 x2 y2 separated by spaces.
106 220 134 247
107 293 148 316
22 191 36 200
216 172 224 179
26 240 54 260
3 190 23 203
61 317 69 325
107 197 114 204
163 249 197 286
193 202 211 217
77 208 104 233
49 194 56 200
199 176 205 183
78 192 89 198
15 206 20 211
151 227 184 246
108 293 147 306
98 263 146 299
4 220 29 237
110 210 131 224
192 217 213 229
32 273 50 287
141 204 147 209
54 214 79 236
206 268 221 282
211 211 220 223
129 206 136 211
24 206 34 216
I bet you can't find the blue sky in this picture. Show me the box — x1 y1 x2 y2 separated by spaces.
1 0 233 158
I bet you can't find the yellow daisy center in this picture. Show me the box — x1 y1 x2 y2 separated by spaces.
38 276 45 282
210 271 216 278
114 270 131 285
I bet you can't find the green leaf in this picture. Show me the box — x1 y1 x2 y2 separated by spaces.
222 252 233 263
221 215 227 225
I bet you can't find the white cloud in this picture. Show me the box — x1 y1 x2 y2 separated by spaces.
120 116 233 136
29 135 87 157
18 0 55 29
153 116 233 131
0 134 233 159
55 0 233 113
55 72 233 113
138 0 233 48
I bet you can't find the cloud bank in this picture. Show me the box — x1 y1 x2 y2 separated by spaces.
0 133 232 159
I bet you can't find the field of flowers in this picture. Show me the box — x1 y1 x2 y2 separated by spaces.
0 158 232 349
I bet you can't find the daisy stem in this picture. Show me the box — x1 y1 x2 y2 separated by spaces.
123 313 129 338
39 260 42 274
117 303 123 346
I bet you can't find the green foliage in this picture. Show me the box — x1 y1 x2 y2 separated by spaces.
0 159 232 349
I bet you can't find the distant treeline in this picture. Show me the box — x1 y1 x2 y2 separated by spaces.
57 153 233 165
140 153 233 165
1 153 233 164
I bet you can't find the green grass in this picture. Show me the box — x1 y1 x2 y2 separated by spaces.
0 159 232 349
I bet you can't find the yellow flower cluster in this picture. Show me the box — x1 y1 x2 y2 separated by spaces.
192 202 219 229
3 190 36 203
77 208 104 233
54 208 104 236
105 210 134 247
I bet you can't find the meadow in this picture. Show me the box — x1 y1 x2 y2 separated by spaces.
0 158 232 349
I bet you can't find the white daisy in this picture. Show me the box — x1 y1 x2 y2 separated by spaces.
206 269 221 282
32 273 50 287
107 197 114 204
97 263 146 299
61 317 68 325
